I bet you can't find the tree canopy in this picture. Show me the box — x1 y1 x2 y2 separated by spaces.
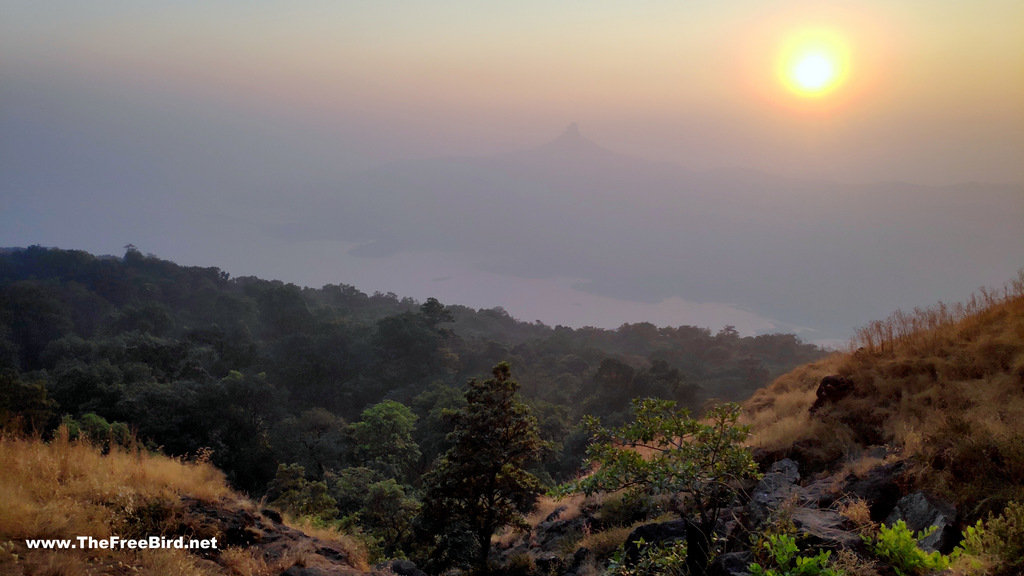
420 362 546 573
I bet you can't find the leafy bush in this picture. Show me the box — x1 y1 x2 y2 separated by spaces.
864 520 951 575
748 534 843 576
597 492 657 527
268 463 339 520
557 400 759 574
957 501 1024 572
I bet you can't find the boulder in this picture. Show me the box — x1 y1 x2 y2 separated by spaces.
545 505 568 522
706 551 752 576
810 375 855 413
749 459 802 527
843 461 906 521
884 492 958 553
534 553 565 574
375 559 427 576
791 508 861 550
622 519 688 565
799 477 841 509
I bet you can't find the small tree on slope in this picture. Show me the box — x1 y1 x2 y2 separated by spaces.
557 399 760 575
419 362 546 574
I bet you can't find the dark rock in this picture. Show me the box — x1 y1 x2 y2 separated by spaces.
376 559 427 576
864 446 889 460
545 505 568 522
281 566 356 576
535 515 591 552
315 545 350 564
622 519 688 565
262 508 283 523
799 478 841 509
767 459 801 484
178 498 368 575
535 553 564 574
884 492 958 553
707 551 752 576
757 439 846 476
791 508 861 550
571 546 590 567
810 375 855 413
844 461 906 521
749 459 802 527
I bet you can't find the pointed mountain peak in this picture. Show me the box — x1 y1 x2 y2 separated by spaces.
496 122 639 168
546 122 600 152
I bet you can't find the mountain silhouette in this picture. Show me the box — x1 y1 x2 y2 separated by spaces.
498 123 640 170
264 125 1023 339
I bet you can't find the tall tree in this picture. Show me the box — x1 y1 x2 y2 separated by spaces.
419 362 546 574
352 399 420 482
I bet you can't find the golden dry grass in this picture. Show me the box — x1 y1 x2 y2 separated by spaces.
838 498 875 535
0 430 235 576
493 494 587 549
0 431 367 576
744 354 845 451
278 515 369 571
0 428 230 543
747 277 1024 452
579 525 633 559
744 274 1024 515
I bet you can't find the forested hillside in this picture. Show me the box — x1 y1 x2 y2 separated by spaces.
0 245 822 567
0 246 821 486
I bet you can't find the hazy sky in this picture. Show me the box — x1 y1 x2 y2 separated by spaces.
2 1 1022 343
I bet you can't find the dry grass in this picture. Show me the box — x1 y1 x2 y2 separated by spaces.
0 430 238 576
744 273 1024 516
279 515 368 571
493 494 587 548
744 355 845 451
838 498 876 535
0 431 371 576
220 546 270 576
0 428 231 543
831 548 882 576
579 525 633 559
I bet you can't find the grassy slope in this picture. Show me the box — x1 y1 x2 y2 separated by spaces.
745 273 1024 518
0 432 367 576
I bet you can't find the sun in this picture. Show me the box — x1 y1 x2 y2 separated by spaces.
779 29 849 98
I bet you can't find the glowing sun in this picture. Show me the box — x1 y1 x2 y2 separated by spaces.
779 30 849 98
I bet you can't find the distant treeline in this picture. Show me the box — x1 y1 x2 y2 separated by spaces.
0 245 824 494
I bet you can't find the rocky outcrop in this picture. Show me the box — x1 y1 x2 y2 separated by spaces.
885 492 959 553
621 519 688 564
749 459 801 527
180 498 374 576
707 551 752 576
844 461 907 521
809 375 855 413
791 508 861 550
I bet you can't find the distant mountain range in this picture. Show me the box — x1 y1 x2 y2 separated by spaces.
266 124 1024 338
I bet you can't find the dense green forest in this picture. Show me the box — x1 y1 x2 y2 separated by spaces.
0 245 823 563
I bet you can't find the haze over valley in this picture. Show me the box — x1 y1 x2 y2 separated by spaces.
3 1 1022 342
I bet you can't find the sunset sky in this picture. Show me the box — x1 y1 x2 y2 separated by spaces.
2 1 1022 342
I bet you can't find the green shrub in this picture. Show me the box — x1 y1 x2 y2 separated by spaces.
748 533 843 576
864 520 951 575
957 501 1024 571
597 492 657 527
